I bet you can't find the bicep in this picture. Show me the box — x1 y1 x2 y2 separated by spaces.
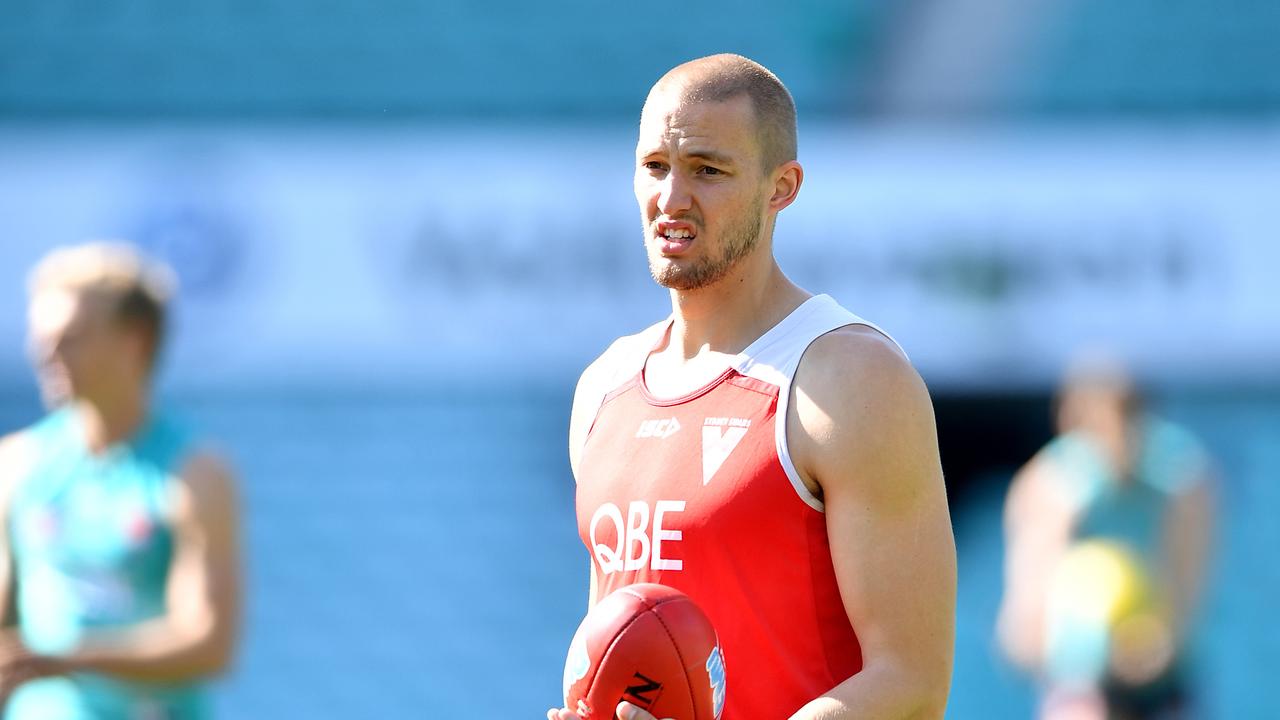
166 453 241 639
1165 473 1214 545
792 332 955 695
1161 473 1215 601
820 398 956 683
1002 459 1077 583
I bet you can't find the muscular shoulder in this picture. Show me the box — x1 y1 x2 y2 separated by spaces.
170 449 239 526
796 324 926 431
790 325 938 499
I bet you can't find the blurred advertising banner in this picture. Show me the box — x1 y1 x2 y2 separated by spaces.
0 125 1275 391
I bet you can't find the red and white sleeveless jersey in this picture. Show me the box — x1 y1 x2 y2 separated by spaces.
574 294 898 719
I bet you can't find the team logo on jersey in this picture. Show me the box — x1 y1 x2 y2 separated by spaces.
636 417 682 439
590 500 686 574
702 418 750 485
706 644 727 719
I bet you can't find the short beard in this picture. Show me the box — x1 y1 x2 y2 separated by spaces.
647 209 762 291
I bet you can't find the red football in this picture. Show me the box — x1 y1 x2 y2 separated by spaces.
563 583 726 720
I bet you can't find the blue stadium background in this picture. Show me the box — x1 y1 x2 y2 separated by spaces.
2 1 1279 717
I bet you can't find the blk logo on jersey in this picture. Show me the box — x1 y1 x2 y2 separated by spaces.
636 417 682 439
702 418 750 486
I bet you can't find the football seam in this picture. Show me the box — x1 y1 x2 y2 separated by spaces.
587 600 657 715
645 602 700 720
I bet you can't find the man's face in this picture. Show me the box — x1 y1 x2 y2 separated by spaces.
634 90 771 291
27 288 134 407
1057 384 1137 477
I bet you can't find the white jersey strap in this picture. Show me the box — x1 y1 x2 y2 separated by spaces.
570 319 670 476
734 294 903 512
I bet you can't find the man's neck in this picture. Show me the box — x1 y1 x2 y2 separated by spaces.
665 257 809 360
77 386 149 454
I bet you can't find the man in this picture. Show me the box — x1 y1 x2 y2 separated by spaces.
997 360 1214 720
550 55 956 720
0 243 240 718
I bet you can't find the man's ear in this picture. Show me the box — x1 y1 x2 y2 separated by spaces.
768 160 804 214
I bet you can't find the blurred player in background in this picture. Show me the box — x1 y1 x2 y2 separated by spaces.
997 358 1215 720
550 54 956 720
0 243 241 718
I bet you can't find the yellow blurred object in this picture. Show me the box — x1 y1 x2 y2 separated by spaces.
1042 540 1166 685
1050 540 1151 626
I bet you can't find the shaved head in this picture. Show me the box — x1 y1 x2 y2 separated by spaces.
644 54 797 174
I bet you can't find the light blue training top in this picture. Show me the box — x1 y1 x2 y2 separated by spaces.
1039 414 1210 684
5 406 209 720
1043 414 1209 562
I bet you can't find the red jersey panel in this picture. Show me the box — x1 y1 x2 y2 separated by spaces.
574 295 893 719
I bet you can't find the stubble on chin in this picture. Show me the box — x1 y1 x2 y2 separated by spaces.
646 211 761 291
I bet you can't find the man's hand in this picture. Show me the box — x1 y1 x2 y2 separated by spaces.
614 702 669 720
0 635 67 707
545 702 671 720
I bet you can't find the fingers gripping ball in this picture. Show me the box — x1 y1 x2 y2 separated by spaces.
563 584 725 720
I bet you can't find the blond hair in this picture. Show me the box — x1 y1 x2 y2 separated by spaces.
28 242 176 366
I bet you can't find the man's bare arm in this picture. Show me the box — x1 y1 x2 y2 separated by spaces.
1161 472 1214 642
787 327 956 720
994 455 1078 672
56 451 242 683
